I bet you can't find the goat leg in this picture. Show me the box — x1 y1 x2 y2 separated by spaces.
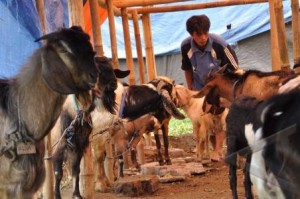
154 132 164 165
162 126 172 165
54 155 64 199
72 153 83 199
244 154 253 199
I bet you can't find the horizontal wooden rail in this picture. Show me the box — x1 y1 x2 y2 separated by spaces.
128 0 269 14
113 0 192 8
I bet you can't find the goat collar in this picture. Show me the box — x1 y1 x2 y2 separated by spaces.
72 94 80 112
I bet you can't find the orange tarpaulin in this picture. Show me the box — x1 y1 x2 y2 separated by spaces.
83 1 108 40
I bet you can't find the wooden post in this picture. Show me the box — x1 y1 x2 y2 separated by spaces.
291 0 300 65
142 13 156 81
68 1 94 199
36 0 54 198
121 8 136 85
89 0 105 56
131 10 146 84
106 0 120 68
68 0 84 26
268 0 281 71
274 0 290 69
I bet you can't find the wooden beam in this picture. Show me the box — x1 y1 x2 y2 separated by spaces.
106 0 120 69
68 0 84 26
269 0 281 71
132 10 146 84
274 0 290 69
89 0 105 56
291 0 300 65
68 1 94 199
36 0 54 198
113 0 192 8
121 8 136 85
142 13 156 81
128 0 268 14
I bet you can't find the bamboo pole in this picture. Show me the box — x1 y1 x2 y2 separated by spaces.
132 10 146 84
121 8 136 85
36 0 54 198
106 0 120 68
128 0 268 14
113 0 192 8
268 0 281 71
142 13 156 81
89 0 105 56
67 0 84 26
291 0 300 65
68 1 94 199
274 0 290 69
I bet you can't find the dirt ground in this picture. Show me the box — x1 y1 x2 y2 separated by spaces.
61 134 253 199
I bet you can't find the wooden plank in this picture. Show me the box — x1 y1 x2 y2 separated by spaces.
89 0 105 56
132 10 146 84
142 13 156 81
128 0 269 14
121 8 136 85
113 0 192 8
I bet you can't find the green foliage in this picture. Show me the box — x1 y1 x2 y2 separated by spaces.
169 110 193 136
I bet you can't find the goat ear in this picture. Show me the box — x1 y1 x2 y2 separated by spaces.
114 69 130 79
217 64 228 73
160 90 185 120
192 85 212 98
41 46 78 94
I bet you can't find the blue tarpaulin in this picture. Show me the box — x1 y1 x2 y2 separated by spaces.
0 0 292 77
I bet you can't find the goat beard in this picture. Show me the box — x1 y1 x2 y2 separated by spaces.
101 87 117 114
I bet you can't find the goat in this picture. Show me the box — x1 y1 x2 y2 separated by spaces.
246 91 300 198
174 84 228 162
225 96 263 199
122 76 185 167
194 66 294 105
92 76 186 192
50 56 130 199
0 26 102 199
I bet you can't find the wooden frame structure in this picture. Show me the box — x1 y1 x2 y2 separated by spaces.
35 0 299 198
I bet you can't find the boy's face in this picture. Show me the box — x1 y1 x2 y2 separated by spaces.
192 31 209 49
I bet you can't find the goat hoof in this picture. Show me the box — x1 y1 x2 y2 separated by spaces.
95 181 109 193
211 153 221 162
72 194 82 199
165 159 172 165
158 160 165 166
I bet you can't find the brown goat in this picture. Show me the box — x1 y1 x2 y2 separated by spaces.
0 26 101 199
175 84 228 162
194 67 295 104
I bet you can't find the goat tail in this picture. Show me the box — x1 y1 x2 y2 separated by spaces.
161 90 185 120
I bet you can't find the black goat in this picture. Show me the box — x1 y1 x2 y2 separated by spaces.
123 76 185 167
246 90 300 198
51 57 130 199
225 96 263 199
0 26 101 199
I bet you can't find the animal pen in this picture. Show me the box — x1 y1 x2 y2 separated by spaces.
9 0 300 198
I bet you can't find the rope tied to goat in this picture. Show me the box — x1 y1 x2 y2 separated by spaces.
0 96 36 161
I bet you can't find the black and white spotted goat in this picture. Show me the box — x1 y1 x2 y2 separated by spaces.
246 90 300 199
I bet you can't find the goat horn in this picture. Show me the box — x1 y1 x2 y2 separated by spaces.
35 32 59 42
160 90 185 120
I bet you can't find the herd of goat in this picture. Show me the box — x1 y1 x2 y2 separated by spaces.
0 26 300 199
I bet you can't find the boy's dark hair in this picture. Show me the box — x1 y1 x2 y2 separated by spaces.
186 15 210 35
